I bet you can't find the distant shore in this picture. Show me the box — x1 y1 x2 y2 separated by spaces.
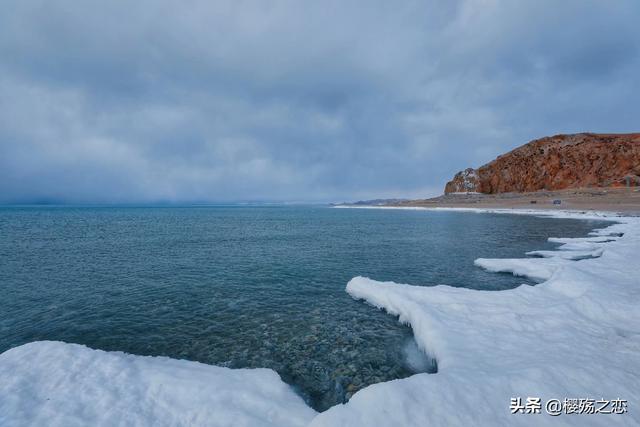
384 187 640 214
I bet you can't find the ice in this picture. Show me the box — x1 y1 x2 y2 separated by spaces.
548 236 618 244
555 241 605 251
312 209 640 426
474 257 566 281
402 338 436 373
588 229 624 237
0 341 316 427
526 248 603 260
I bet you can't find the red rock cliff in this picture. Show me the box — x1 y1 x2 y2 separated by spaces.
444 133 640 194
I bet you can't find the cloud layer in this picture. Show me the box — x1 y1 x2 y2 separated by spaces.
1 0 639 203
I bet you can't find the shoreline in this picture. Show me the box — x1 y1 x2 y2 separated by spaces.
1 208 638 426
334 204 633 221
314 208 639 425
376 187 640 215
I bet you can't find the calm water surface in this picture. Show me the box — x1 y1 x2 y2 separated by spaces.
0 206 608 410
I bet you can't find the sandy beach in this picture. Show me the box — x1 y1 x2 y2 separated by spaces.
389 187 640 214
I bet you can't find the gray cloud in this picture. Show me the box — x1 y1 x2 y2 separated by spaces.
1 0 639 203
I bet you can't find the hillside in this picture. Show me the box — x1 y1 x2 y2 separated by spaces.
444 133 640 194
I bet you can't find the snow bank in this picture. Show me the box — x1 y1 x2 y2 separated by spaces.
0 341 316 427
473 256 565 281
525 248 604 260
548 236 618 244
311 210 640 426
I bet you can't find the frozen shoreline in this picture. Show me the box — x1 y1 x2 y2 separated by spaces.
1 208 638 426
332 204 635 219
315 208 639 426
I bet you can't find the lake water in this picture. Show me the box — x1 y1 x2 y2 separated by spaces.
0 206 607 411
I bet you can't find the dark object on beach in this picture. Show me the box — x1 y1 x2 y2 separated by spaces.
553 199 562 205
530 200 537 204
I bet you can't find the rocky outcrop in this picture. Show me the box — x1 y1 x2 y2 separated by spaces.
444 168 479 194
444 168 480 194
444 133 640 194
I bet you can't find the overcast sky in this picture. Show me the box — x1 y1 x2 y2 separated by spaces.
1 0 639 203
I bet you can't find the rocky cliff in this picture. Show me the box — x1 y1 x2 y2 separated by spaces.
444 133 640 194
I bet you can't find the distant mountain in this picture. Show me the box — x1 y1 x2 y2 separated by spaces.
331 198 409 206
445 133 640 194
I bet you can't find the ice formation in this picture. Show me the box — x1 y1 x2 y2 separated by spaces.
525 248 604 260
0 341 316 427
1 209 638 426
312 210 640 426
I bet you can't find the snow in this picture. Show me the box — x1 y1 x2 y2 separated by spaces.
526 248 604 260
2 208 639 426
473 256 566 281
0 341 316 427
548 235 618 244
313 208 640 426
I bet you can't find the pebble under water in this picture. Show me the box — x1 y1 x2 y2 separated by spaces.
0 206 609 411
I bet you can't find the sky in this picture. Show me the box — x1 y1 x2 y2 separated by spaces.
1 0 639 204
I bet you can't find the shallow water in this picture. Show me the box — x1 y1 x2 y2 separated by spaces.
0 206 608 411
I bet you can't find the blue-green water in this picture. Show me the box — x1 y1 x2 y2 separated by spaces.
0 206 607 411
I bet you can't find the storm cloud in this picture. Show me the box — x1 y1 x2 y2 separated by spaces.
1 0 639 203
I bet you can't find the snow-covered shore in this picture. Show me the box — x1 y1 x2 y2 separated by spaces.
313 209 639 426
0 341 316 427
1 209 638 426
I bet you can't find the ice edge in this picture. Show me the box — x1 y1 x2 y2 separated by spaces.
315 208 639 426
